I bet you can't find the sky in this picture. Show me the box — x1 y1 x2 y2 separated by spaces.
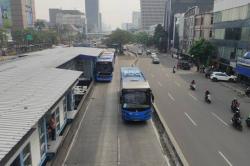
35 0 140 29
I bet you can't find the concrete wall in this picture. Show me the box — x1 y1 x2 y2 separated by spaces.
214 0 250 12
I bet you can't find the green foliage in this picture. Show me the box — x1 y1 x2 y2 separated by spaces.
11 28 59 45
153 24 168 52
189 39 216 65
104 29 134 46
0 29 8 48
134 32 153 46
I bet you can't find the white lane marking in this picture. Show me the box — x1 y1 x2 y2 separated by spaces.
168 92 175 101
174 81 181 87
63 99 92 164
188 93 198 101
184 112 197 126
211 112 229 127
158 81 163 87
151 74 155 78
150 120 170 166
218 151 233 166
117 136 120 165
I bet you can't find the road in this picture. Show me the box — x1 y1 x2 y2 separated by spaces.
137 53 250 166
64 54 168 166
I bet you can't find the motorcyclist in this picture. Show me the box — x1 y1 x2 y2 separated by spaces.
205 89 210 97
191 80 195 85
190 80 196 89
173 66 176 73
205 90 210 102
231 98 240 111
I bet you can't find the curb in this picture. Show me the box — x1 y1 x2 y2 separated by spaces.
153 103 190 166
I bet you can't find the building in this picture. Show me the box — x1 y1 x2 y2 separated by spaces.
194 12 213 41
98 13 102 32
0 47 104 166
182 6 213 53
183 6 200 53
132 11 141 29
164 0 214 49
49 9 86 34
85 0 99 33
172 13 185 50
212 0 250 81
121 23 135 31
140 0 166 30
0 0 36 30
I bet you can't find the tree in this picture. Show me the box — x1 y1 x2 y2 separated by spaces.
189 39 216 66
134 32 153 46
104 29 134 46
34 20 46 31
153 24 168 52
0 29 8 48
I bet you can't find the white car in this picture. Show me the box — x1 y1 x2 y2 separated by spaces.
210 72 237 82
151 53 157 58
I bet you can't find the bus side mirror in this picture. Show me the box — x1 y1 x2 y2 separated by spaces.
152 93 155 103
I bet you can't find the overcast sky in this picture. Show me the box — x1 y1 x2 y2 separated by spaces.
35 0 140 29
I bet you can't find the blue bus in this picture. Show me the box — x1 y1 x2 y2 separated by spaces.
120 67 154 121
95 51 115 82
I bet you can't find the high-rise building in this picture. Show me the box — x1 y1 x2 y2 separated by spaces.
11 0 36 29
85 0 99 33
121 23 135 31
132 11 141 29
164 0 213 49
98 13 102 32
140 0 166 30
0 0 36 30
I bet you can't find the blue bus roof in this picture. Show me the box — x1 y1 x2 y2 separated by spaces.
121 67 150 89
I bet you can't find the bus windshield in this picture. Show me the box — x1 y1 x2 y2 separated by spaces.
96 62 113 73
122 90 150 110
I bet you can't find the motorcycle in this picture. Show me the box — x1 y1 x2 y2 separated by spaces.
231 105 240 113
205 94 211 104
190 84 196 91
246 87 250 97
232 117 243 131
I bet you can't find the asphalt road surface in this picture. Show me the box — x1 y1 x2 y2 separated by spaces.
64 54 168 166
138 53 250 166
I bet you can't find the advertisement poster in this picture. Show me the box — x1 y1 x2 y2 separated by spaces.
0 0 12 28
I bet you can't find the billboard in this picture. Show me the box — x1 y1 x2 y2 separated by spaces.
0 0 12 28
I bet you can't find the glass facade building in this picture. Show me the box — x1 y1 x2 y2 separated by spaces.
213 4 250 61
212 2 250 81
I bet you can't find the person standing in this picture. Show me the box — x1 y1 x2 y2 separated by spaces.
49 116 56 140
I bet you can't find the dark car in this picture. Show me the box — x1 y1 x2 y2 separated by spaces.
152 57 160 64
178 60 190 70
